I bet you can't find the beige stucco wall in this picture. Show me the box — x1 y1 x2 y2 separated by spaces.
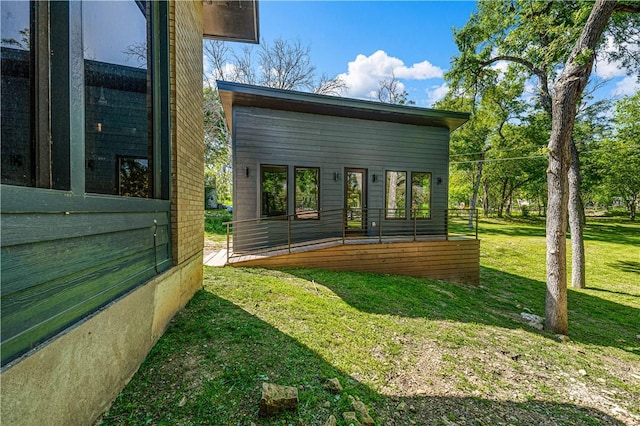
1 1 205 425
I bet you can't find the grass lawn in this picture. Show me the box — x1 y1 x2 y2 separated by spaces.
99 217 639 425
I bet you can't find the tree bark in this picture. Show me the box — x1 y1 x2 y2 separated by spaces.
569 139 586 289
468 152 486 228
545 0 617 335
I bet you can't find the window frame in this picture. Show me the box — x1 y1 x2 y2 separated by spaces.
260 164 288 218
384 170 407 220
1 0 170 200
410 171 432 220
294 166 320 220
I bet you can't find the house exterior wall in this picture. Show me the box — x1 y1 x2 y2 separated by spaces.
232 106 450 249
171 0 205 265
0 1 204 425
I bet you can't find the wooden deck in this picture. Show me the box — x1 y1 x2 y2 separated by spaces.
225 237 480 285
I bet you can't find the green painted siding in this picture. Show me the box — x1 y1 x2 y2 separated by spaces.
0 189 170 366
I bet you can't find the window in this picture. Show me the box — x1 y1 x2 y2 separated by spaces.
0 0 168 197
261 165 287 217
411 172 431 219
84 1 152 197
385 171 406 219
295 167 319 219
1 1 37 187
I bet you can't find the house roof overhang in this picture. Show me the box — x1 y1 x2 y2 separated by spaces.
217 80 470 134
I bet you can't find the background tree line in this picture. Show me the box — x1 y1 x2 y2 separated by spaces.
203 0 639 335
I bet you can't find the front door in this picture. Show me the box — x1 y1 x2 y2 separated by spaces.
344 168 367 233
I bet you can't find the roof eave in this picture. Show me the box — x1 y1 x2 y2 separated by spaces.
217 80 469 133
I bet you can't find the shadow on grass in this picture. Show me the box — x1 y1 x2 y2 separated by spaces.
100 289 625 426
608 260 640 274
476 218 640 246
285 267 639 356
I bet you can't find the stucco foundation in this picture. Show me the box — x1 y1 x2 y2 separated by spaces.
0 253 202 426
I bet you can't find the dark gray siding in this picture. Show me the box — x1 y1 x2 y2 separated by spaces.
232 106 449 249
0 188 170 365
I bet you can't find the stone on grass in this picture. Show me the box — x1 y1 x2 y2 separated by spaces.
342 411 361 425
520 312 544 330
259 382 298 417
396 401 408 412
349 395 375 426
325 414 337 426
325 377 343 393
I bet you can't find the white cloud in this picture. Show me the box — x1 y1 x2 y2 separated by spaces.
612 75 640 96
425 83 450 106
337 50 443 99
594 34 639 80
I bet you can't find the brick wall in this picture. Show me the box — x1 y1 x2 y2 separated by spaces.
170 0 204 264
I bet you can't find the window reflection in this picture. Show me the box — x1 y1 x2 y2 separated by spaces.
385 171 406 219
1 1 32 186
261 165 288 217
83 1 152 197
411 172 431 219
295 167 319 219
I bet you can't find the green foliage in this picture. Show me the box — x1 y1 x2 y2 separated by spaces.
589 91 640 219
204 209 232 237
203 87 232 203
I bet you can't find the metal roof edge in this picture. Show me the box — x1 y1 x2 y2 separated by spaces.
216 80 470 132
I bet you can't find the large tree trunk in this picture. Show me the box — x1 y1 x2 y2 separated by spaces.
569 139 586 289
545 0 616 335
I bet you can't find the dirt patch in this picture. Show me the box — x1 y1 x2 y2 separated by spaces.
204 237 225 258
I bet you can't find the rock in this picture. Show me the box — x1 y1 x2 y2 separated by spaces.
578 369 587 376
342 412 361 425
325 415 337 426
349 395 375 426
325 377 343 393
396 401 408 412
258 382 299 417
178 396 187 407
520 312 544 329
636 334 640 341
520 312 544 330
556 334 571 342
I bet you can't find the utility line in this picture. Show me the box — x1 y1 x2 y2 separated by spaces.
449 146 546 157
450 154 547 165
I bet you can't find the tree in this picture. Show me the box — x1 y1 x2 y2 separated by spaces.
595 91 640 220
447 0 640 334
374 72 415 105
438 74 528 226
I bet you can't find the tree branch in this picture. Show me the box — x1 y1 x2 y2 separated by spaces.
614 3 640 13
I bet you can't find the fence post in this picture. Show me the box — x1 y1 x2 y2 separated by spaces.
226 222 230 263
445 210 449 241
288 215 292 253
475 208 479 240
342 209 346 244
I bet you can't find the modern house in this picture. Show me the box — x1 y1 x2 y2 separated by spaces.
0 1 257 425
217 81 479 284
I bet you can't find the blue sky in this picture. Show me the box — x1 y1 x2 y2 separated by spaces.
217 0 638 107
